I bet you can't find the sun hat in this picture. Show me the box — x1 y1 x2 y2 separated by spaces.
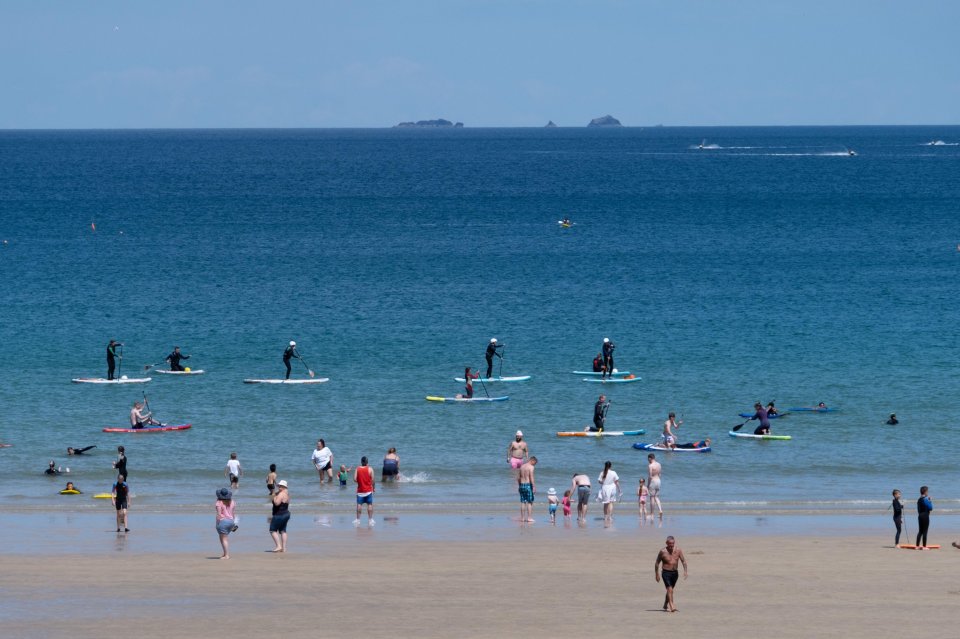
289 341 296 346
278 480 288 488
217 487 232 500
516 430 523 437
547 487 557 496
603 337 609 343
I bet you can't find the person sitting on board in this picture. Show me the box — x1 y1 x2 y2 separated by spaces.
463 366 479 399
165 346 190 371
765 401 778 416
485 338 504 379
45 460 63 475
283 341 300 380
129 400 160 429
750 402 771 435
592 353 605 373
67 446 96 455
886 413 899 425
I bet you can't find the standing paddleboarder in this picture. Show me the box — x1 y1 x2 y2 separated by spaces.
601 338 615 379
165 346 190 371
107 339 123 380
283 341 300 380
485 338 504 379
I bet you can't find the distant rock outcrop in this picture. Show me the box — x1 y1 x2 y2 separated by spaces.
394 119 463 128
587 115 622 127
545 120 558 128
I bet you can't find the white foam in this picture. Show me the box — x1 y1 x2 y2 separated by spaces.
397 471 433 483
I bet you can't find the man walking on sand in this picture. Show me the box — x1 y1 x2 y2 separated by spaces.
647 453 663 519
655 535 688 613
518 456 538 522
507 430 529 470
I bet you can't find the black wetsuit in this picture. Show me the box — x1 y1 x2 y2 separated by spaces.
892 498 903 545
485 342 503 379
165 350 190 371
592 356 603 373
113 481 128 509
69 446 96 455
115 454 127 479
602 341 615 377
106 342 121 380
283 346 298 380
916 495 932 547
44 467 60 475
593 400 608 432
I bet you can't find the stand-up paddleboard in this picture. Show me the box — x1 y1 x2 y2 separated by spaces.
154 369 205 376
896 544 940 549
728 430 791 441
583 376 641 384
72 377 151 384
102 423 192 433
0 443 12 448
633 442 712 452
243 378 329 384
572 370 630 377
426 396 509 403
557 429 645 437
787 407 840 412
453 375 531 383
738 412 788 419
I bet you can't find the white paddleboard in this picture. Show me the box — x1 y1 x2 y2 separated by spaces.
426 395 509 402
243 378 329 384
154 369 205 375
72 377 152 384
453 375 531 383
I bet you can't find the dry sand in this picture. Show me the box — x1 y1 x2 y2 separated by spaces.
3 533 959 638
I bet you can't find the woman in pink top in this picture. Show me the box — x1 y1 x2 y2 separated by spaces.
215 487 237 559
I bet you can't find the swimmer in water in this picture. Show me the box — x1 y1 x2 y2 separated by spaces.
67 446 96 455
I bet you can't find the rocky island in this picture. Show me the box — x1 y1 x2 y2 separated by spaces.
394 119 464 128
545 120 558 128
587 115 622 127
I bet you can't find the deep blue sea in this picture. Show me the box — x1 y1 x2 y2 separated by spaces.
1 126 959 516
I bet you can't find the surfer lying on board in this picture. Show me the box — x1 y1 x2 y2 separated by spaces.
283 341 301 380
130 401 160 429
750 402 771 435
676 439 711 449
165 346 190 371
587 395 610 432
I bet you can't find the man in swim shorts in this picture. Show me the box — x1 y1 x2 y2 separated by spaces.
662 412 682 449
506 431 529 470
647 453 663 518
655 536 688 613
517 457 537 523
570 472 592 523
225 452 242 489
354 456 376 526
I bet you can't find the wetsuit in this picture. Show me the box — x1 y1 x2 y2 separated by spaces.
165 350 190 371
485 342 503 379
892 498 903 545
601 341 615 377
44 467 60 475
115 454 127 479
592 356 604 373
593 400 608 432
113 481 128 510
752 408 771 435
283 346 298 380
916 495 932 547
106 342 120 380
69 446 96 455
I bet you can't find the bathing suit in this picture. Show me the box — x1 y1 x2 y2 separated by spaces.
548 503 558 515
518 482 534 503
648 477 661 495
562 497 571 516
382 458 399 478
577 485 591 506
509 457 524 469
661 568 679 588
266 483 275 492
270 500 290 533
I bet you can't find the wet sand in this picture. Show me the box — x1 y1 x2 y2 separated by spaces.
3 524 959 638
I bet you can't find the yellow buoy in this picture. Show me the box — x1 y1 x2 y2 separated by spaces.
184 367 191 372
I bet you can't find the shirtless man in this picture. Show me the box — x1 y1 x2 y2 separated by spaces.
662 412 682 449
570 472 592 523
647 453 663 518
655 536 688 612
506 431 529 471
129 401 159 429
517 457 537 522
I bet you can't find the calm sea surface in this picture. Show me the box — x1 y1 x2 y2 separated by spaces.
1 126 958 515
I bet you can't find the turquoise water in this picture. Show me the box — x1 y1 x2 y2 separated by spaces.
1 126 959 514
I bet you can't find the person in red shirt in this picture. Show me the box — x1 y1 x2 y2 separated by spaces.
354 456 376 526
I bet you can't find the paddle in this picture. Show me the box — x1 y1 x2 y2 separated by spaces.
142 391 162 426
117 344 124 378
476 365 490 398
297 350 315 378
498 344 505 379
731 418 750 432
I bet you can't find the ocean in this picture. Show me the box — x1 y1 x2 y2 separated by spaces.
1 125 958 517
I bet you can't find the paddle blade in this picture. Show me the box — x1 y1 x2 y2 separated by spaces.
732 421 747 432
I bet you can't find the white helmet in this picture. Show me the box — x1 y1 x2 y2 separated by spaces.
289 341 296 347
490 338 497 343
603 337 610 343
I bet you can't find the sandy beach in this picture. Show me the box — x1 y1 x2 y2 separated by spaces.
3 518 958 639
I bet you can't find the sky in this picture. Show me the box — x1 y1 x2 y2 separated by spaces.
1 0 958 128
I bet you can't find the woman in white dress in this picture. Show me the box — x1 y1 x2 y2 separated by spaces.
597 460 621 521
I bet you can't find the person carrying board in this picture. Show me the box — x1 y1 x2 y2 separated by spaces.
283 341 300 380
485 338 504 379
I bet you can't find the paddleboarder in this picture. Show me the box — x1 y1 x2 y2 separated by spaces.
283 341 300 380
463 366 479 399
485 338 504 379
129 400 159 429
590 395 609 432
601 338 615 379
106 339 123 380
592 352 604 373
164 346 191 371
749 402 771 435
662 412 682 449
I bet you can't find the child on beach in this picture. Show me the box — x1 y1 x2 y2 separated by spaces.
562 490 572 519
638 478 649 515
890 489 903 545
547 487 559 523
266 464 277 495
338 464 352 486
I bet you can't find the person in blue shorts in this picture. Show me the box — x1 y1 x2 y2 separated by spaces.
517 457 537 523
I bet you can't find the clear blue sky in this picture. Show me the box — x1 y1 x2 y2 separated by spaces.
2 0 957 128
